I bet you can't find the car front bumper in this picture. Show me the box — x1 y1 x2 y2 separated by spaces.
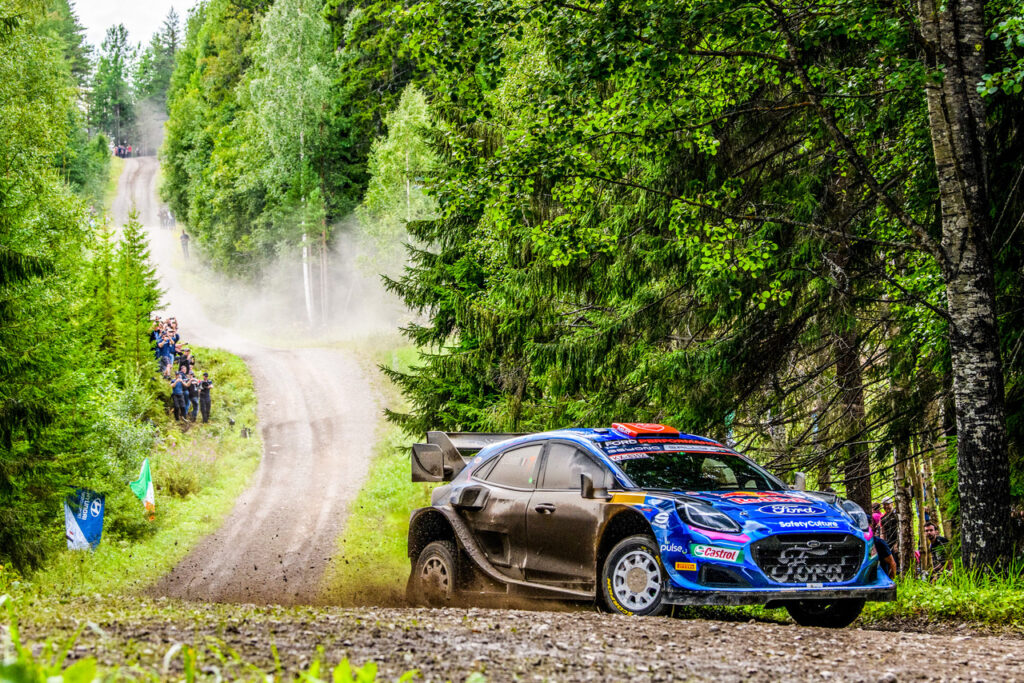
662 584 897 606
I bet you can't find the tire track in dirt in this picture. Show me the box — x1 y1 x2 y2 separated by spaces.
116 157 380 604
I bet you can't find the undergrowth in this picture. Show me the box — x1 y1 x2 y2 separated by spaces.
10 348 260 599
860 561 1024 628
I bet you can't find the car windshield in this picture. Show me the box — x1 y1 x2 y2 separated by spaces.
605 447 783 492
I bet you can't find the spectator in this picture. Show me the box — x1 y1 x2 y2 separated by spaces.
186 373 200 421
180 231 190 260
874 536 898 578
170 372 187 421
153 315 214 428
924 522 951 573
199 372 213 423
880 498 899 545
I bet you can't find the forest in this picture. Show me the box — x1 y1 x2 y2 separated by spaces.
0 0 163 570
158 0 1024 571
2 0 1022 576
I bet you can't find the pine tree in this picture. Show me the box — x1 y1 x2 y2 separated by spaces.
90 24 134 142
116 210 162 370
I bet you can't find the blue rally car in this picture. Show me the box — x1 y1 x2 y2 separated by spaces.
407 423 895 627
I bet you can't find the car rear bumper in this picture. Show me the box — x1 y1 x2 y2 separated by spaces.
663 584 896 606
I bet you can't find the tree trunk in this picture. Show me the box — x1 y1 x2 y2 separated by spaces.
917 0 1010 568
910 448 930 572
835 328 872 512
893 448 916 573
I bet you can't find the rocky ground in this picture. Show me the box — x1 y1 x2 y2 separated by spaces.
16 600 1021 682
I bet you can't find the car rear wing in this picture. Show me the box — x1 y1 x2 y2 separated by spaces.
411 431 527 482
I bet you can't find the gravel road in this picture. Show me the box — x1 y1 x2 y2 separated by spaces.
116 156 381 604
43 602 1024 682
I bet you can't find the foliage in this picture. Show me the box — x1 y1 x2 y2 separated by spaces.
0 0 163 572
160 0 421 271
861 561 1024 628
89 23 134 143
25 347 260 598
356 84 438 260
134 8 182 107
370 0 1024 562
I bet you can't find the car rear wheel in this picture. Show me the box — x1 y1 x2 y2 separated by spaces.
600 535 666 616
408 540 460 607
785 598 865 628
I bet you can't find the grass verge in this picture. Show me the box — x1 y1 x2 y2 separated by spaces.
103 154 125 215
860 563 1024 630
320 342 433 605
9 347 260 599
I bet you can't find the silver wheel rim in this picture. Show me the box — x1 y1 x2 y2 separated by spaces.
421 555 451 598
612 548 661 611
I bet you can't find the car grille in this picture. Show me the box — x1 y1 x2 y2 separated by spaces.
750 533 864 584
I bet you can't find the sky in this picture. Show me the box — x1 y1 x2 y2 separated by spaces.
73 0 202 50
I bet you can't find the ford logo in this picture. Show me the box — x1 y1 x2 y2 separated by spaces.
757 504 826 516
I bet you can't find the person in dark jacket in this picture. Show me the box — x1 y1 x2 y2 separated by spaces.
199 372 213 423
186 373 200 421
170 373 187 420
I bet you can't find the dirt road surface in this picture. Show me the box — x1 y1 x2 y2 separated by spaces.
101 157 1024 680
116 156 380 604
40 602 1024 682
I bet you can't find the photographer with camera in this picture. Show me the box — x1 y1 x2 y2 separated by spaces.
199 372 213 423
169 371 187 421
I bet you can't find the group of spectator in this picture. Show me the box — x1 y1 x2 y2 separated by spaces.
151 316 214 424
870 498 950 579
114 143 134 158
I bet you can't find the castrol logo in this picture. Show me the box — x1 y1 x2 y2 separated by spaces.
690 544 742 563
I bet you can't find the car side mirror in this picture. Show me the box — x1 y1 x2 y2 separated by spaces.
793 472 807 491
581 473 612 500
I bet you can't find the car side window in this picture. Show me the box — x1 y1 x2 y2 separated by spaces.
539 443 610 490
481 444 543 489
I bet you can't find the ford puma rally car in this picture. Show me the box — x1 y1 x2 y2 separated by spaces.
407 423 894 627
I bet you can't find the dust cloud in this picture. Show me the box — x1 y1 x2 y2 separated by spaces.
170 221 414 346
133 99 168 157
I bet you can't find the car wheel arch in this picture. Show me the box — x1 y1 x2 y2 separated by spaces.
596 508 657 575
408 508 457 562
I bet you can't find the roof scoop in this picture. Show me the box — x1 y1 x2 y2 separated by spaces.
611 422 680 437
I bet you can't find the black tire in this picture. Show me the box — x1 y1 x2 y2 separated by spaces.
599 534 667 616
408 540 460 607
785 598 865 628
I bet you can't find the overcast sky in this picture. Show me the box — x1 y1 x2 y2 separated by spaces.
73 0 202 50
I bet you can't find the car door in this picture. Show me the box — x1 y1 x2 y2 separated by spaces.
524 442 612 586
459 443 542 581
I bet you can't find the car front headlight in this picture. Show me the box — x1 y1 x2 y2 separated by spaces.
840 499 870 532
675 500 742 534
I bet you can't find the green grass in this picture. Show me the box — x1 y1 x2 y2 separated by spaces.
11 347 260 599
860 562 1024 629
321 343 433 604
102 154 125 215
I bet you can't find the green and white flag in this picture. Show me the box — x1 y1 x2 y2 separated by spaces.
129 458 155 514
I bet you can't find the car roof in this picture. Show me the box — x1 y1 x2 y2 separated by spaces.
474 426 728 461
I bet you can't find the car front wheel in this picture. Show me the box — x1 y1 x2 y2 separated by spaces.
600 534 667 616
785 598 865 628
408 540 460 607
